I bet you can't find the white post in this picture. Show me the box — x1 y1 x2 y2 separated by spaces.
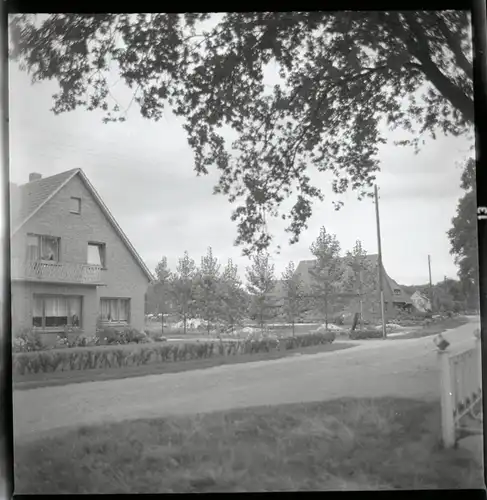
439 350 456 448
474 329 482 397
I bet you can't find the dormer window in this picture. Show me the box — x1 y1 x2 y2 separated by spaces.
70 197 81 214
394 289 401 296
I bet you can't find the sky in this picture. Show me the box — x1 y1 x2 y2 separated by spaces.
8 20 474 287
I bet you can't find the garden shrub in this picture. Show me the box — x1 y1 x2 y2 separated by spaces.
349 329 383 340
12 330 336 376
13 328 45 353
96 327 149 345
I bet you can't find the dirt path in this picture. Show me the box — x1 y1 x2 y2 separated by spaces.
13 318 480 444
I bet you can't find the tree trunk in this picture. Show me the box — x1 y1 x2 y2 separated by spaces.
183 314 187 335
292 319 295 337
324 292 329 330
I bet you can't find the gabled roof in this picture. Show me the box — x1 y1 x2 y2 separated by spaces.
10 169 79 230
295 254 412 304
11 168 154 282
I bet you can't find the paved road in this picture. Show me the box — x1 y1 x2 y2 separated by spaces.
14 318 480 444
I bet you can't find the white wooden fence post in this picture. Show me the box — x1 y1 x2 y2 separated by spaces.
439 349 456 448
474 329 482 398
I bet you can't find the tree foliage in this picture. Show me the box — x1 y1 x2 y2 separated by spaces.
281 260 306 335
220 259 248 334
447 158 479 310
10 12 474 255
194 247 221 334
246 252 277 332
309 227 344 327
170 251 197 334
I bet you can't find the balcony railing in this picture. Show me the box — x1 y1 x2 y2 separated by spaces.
11 258 104 285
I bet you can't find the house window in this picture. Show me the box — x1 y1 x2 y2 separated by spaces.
32 295 82 331
87 243 106 267
100 298 130 324
27 234 60 261
70 197 81 214
393 289 401 296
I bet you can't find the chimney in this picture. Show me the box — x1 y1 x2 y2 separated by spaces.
29 173 42 182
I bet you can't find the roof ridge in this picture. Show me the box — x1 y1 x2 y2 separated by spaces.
17 168 80 188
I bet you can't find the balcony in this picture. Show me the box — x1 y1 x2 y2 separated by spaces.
11 258 104 285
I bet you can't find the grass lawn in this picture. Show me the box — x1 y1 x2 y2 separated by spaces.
14 397 484 494
392 316 470 340
13 341 353 391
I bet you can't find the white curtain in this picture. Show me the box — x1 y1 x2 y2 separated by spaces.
32 296 43 326
32 296 43 317
100 299 110 320
119 300 129 322
100 299 118 321
44 296 68 317
27 235 39 260
100 299 129 322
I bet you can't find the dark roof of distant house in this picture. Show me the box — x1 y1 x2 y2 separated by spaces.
294 255 412 304
10 168 154 281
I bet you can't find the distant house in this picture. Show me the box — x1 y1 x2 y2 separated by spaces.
410 290 432 313
286 254 412 320
10 169 153 342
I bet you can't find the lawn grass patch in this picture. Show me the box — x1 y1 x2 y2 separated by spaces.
13 341 352 391
14 397 484 494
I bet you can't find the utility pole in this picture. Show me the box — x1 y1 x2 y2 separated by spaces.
359 269 364 331
374 185 387 339
428 255 434 313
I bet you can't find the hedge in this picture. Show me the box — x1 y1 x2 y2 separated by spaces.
349 329 383 340
12 331 335 376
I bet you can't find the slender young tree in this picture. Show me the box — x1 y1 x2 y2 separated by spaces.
220 259 248 335
309 227 344 329
246 252 277 334
154 256 172 334
281 261 306 336
170 251 196 335
194 247 221 335
344 240 376 328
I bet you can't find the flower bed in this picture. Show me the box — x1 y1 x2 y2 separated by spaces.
12 327 151 353
12 330 336 376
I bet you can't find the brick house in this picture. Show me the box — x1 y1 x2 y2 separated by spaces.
10 169 153 343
